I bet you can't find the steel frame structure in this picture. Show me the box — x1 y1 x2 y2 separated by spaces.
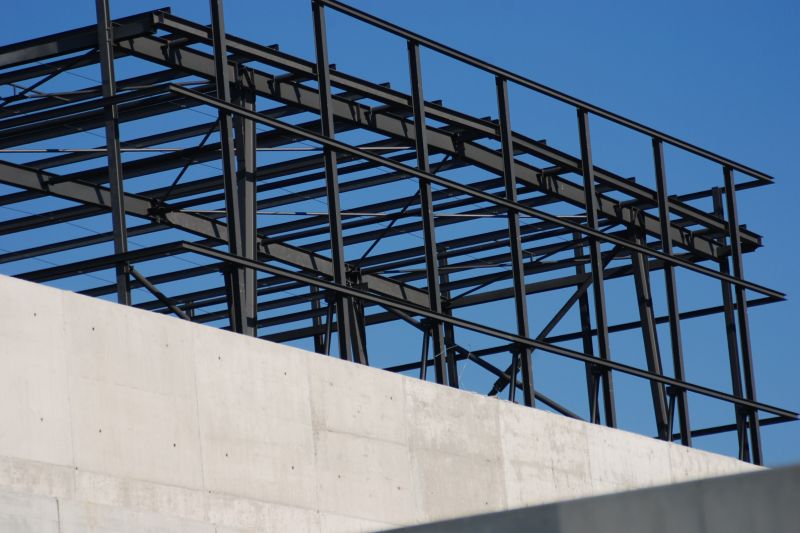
0 0 795 464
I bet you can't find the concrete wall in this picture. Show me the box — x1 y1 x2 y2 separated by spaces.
0 274 760 532
384 464 800 533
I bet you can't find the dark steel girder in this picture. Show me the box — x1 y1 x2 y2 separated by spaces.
0 159 432 308
3 11 746 260
146 12 763 253
116 30 761 258
167 84 782 300
0 10 160 69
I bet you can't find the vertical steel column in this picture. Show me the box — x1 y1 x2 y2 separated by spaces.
630 227 669 439
233 66 257 336
439 248 460 387
496 77 534 406
723 167 762 465
653 139 691 445
713 187 750 460
348 273 369 364
311 286 325 354
323 298 335 356
574 232 599 423
419 325 431 381
577 109 616 427
95 0 130 305
311 0 358 363
209 0 246 333
407 41 448 385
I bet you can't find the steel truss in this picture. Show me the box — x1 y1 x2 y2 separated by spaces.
0 0 795 464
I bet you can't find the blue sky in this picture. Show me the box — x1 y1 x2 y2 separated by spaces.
2 1 798 465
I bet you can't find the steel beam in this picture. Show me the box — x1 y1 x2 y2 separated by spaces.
181 240 798 421
0 159 432 311
318 0 773 183
166 84 783 301
117 31 763 258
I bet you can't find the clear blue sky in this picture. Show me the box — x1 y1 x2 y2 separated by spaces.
2 1 798 465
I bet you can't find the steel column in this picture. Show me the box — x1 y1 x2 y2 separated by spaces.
630 228 669 439
419 324 431 381
323 298 334 356
311 0 359 363
94 0 130 305
712 186 750 460
209 0 247 333
496 77 534 406
439 249 460 387
407 40 447 384
573 232 599 423
311 286 325 353
233 66 258 336
487 246 621 400
723 167 762 464
653 138 691 445
577 109 616 427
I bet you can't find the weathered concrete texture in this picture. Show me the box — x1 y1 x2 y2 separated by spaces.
0 274 761 532
384 464 800 533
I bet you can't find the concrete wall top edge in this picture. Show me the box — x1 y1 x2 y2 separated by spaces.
0 273 762 531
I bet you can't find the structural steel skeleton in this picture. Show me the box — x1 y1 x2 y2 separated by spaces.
0 0 795 465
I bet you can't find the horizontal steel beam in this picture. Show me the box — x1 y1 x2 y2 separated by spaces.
119 29 761 257
169 84 783 300
0 159 431 308
319 0 773 183
0 10 160 69
181 240 797 420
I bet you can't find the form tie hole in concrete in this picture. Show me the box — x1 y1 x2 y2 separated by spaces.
173 443 176 448
33 312 37 317
225 453 228 457
98 428 102 433
39 417 43 422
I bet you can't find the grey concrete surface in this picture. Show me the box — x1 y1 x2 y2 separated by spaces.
384 464 800 533
0 274 762 532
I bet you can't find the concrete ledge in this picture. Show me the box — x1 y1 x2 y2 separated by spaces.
0 274 761 531
384 464 800 533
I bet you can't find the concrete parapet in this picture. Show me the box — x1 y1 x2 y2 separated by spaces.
0 274 760 531
384 464 800 533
